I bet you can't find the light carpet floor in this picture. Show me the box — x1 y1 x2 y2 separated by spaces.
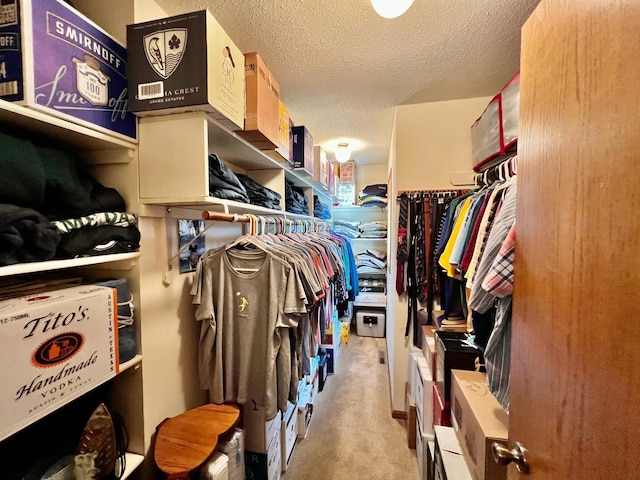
282 331 419 480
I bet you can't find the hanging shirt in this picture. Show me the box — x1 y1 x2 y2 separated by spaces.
438 196 472 278
482 223 516 298
469 176 517 313
465 180 510 289
191 247 307 420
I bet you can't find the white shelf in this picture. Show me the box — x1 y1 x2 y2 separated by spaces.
333 205 387 212
156 196 325 222
351 237 387 242
0 96 147 473
205 113 286 171
354 293 387 308
0 99 136 153
119 355 143 374
205 113 334 201
121 452 145 479
0 253 141 278
139 111 334 212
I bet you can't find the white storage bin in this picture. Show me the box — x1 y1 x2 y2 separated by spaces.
500 71 520 151
356 309 385 338
199 451 229 480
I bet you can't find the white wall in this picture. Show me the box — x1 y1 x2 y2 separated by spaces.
387 96 492 412
395 97 491 191
386 113 397 409
356 163 388 196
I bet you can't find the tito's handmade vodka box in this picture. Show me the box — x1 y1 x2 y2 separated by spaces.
127 10 245 131
0 285 119 442
0 0 137 141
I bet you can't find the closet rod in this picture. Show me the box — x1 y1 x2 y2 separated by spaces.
202 211 251 222
397 189 466 195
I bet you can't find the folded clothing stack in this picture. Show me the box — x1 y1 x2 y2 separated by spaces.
313 195 331 220
208 153 250 203
332 219 359 239
0 131 140 264
356 248 387 275
237 174 282 210
53 212 140 259
0 204 60 266
285 180 309 215
359 183 388 207
359 220 387 238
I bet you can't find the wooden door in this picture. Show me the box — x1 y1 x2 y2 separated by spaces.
510 1 640 478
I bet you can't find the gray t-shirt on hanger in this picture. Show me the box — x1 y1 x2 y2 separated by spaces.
191 247 307 420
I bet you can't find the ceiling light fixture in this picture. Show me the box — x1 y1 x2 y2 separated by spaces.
371 0 414 19
335 143 351 163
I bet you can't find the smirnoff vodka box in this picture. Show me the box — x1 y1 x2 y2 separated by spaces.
127 10 245 131
0 285 118 441
0 0 137 141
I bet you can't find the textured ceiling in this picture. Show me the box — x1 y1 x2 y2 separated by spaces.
152 0 540 165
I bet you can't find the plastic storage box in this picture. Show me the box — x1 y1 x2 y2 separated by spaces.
356 309 385 338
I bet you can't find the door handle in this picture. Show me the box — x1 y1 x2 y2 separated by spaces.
492 441 530 474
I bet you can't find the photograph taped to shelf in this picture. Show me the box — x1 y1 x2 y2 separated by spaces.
336 182 356 206
178 219 206 273
0 285 118 442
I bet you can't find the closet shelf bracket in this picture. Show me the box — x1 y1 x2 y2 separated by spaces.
162 208 250 286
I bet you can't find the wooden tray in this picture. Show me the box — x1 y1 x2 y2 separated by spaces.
154 403 240 480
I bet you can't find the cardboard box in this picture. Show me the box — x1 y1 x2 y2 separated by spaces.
421 325 437 380
317 353 328 392
408 347 421 402
0 0 136 141
415 357 426 420
406 388 417 449
339 159 356 183
291 125 314 174
417 415 430 480
127 9 245 130
0 285 118 441
311 145 328 184
434 425 472 480
305 354 318 385
331 161 340 180
280 401 297 472
262 100 291 163
433 384 450 427
242 403 282 453
245 427 281 480
328 160 335 195
296 381 313 438
427 440 436 480
237 52 280 149
451 370 508 480
416 357 434 439
435 331 482 402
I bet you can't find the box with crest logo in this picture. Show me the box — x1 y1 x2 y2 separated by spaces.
0 285 118 442
0 0 137 141
127 10 245 130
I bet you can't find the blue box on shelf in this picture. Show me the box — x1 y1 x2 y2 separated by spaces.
0 0 137 141
291 125 314 174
